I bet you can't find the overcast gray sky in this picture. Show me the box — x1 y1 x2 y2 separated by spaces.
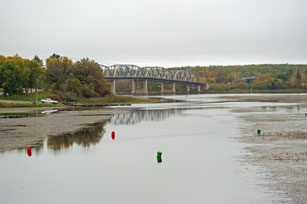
0 0 306 67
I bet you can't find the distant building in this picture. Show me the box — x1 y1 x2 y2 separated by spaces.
240 76 258 84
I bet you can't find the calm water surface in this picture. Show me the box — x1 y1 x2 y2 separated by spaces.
1 94 302 204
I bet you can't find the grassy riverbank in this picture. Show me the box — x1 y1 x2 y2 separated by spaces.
0 90 161 108
0 103 55 108
78 95 161 105
2 88 307 108
0 91 50 102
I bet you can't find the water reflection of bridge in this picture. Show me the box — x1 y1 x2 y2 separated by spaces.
110 109 182 125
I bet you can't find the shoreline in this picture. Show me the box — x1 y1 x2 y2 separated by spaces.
1 91 307 109
0 107 128 153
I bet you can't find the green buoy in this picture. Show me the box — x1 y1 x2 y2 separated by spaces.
157 151 162 163
257 129 261 135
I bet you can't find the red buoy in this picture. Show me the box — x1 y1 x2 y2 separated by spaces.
27 146 32 157
111 131 115 140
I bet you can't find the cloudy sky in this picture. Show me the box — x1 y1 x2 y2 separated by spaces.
0 0 306 67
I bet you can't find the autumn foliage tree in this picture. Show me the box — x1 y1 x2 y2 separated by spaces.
46 55 73 91
45 55 110 100
175 64 307 92
72 58 109 97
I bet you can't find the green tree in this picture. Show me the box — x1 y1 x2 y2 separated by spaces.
67 78 82 97
45 56 73 91
50 53 61 59
27 60 42 93
295 69 302 88
33 55 43 66
0 55 6 88
0 58 24 96
73 58 109 97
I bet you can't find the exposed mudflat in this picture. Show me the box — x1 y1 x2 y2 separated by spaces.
231 96 307 204
0 107 126 152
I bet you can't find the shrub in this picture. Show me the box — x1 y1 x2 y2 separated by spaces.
67 78 82 97
82 85 98 98
47 91 63 101
62 92 79 102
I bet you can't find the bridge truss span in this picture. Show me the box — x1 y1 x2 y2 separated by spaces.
100 64 208 94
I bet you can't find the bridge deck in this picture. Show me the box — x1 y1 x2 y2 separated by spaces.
104 76 206 86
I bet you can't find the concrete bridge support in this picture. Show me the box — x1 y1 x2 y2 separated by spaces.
161 82 165 94
172 83 176 94
187 85 190 93
131 80 136 94
142 80 148 94
130 80 148 94
111 80 116 95
197 85 201 93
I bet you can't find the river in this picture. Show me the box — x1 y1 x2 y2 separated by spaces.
2 93 306 204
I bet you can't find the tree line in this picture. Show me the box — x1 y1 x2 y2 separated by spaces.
2 55 307 97
174 64 307 91
0 54 110 100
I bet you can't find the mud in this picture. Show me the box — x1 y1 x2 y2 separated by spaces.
234 98 307 204
0 108 126 153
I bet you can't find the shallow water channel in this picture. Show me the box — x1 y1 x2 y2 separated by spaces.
1 94 302 204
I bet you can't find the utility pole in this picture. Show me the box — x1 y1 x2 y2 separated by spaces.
35 77 39 104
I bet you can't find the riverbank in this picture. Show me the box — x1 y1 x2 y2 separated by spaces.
0 101 56 108
203 88 307 94
0 91 162 108
0 107 127 153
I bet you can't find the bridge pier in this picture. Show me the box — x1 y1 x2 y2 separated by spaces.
187 85 190 93
142 80 148 94
130 80 148 94
171 83 176 94
161 82 165 94
131 80 136 94
111 80 116 95
197 85 201 93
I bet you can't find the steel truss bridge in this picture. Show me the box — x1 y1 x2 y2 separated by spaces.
100 64 209 94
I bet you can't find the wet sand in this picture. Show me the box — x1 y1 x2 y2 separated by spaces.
0 107 126 153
